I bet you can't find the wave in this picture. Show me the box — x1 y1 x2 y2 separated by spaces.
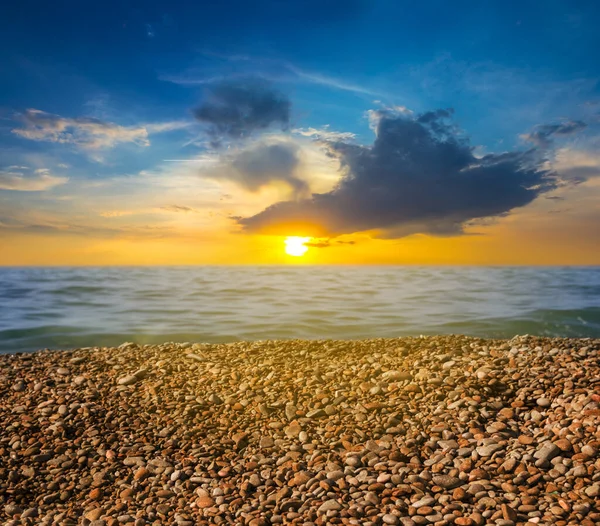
1 266 599 353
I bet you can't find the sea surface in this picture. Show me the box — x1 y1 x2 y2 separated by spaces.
1 266 599 353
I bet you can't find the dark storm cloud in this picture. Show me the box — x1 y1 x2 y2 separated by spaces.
193 79 290 145
238 109 558 238
522 120 587 148
207 140 309 197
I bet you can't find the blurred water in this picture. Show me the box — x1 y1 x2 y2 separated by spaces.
0 266 599 353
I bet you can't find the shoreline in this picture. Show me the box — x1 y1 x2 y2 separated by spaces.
1 335 599 525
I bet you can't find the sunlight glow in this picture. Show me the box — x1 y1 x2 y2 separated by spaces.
284 236 311 257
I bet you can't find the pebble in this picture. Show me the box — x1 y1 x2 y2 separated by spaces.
196 496 215 508
412 497 435 508
70 356 86 365
536 397 551 407
208 393 223 405
117 375 138 386
285 421 302 438
5 504 23 516
133 467 149 481
21 507 38 518
582 445 598 457
285 403 297 420
318 499 342 512
585 485 600 497
0 335 599 525
534 442 560 465
381 370 412 381
259 436 274 448
84 508 103 521
476 443 503 457
433 475 462 489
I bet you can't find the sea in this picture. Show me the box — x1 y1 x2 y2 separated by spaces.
1 266 599 354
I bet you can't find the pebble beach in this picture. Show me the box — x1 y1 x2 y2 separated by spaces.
1 335 600 526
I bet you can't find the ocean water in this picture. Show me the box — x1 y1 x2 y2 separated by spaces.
0 266 599 353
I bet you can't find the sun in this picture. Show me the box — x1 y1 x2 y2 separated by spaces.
284 236 310 257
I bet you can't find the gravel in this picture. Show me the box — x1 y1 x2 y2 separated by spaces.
1 335 599 525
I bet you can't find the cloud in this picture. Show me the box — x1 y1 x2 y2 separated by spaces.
100 206 200 217
304 238 357 248
159 205 198 213
0 217 172 239
99 210 137 218
305 240 331 248
12 109 189 151
282 63 387 98
162 54 388 100
238 108 558 238
193 79 291 144
205 139 309 197
294 126 357 142
550 147 600 182
521 120 587 148
0 167 68 191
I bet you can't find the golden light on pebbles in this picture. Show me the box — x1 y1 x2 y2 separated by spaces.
284 236 311 257
3 336 600 524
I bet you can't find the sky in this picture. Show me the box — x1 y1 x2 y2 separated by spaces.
1 0 599 265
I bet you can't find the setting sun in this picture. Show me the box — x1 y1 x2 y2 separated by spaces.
284 236 311 257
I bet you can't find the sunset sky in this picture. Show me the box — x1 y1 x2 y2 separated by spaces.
1 0 600 265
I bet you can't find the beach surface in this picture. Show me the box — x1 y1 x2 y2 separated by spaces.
1 335 599 525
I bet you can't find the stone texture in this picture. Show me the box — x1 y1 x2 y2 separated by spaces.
0 335 599 525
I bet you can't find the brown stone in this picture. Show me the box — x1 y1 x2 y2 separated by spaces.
119 488 134 500
134 467 149 481
196 496 215 508
452 487 467 501
502 504 517 521
518 435 534 445
554 439 573 452
84 508 103 521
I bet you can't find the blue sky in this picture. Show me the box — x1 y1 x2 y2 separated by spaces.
3 0 599 141
1 0 600 264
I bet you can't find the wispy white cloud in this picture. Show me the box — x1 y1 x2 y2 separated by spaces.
160 74 242 86
157 205 200 214
552 148 600 182
520 120 587 148
293 126 357 141
158 205 200 213
161 52 390 99
0 167 68 191
409 54 598 131
99 210 138 218
0 215 174 239
282 62 387 98
12 109 191 152
100 205 200 218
